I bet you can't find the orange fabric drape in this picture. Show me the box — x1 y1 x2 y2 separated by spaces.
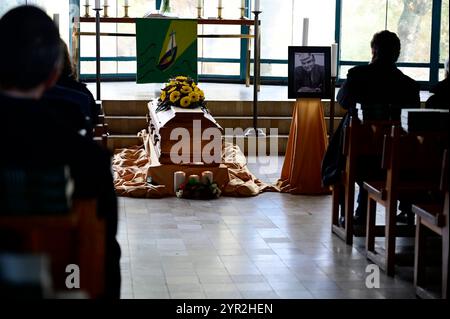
277 98 330 194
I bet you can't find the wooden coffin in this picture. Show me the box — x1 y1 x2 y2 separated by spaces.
148 100 223 165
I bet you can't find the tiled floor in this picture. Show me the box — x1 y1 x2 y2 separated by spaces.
117 156 418 299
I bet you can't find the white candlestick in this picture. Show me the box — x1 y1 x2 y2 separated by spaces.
201 171 213 184
254 0 260 11
104 0 108 5
95 0 100 9
218 0 222 7
124 0 129 6
331 43 338 77
302 17 309 46
241 0 245 8
198 0 202 7
174 171 186 193
85 0 89 6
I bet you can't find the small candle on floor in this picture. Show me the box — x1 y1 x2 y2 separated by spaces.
201 171 213 184
174 171 186 192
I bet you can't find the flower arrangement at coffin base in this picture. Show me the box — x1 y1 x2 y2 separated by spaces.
176 177 222 200
156 76 207 113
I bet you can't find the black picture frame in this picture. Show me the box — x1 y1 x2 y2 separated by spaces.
288 46 331 99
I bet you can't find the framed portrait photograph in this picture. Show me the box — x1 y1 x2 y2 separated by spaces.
288 46 331 99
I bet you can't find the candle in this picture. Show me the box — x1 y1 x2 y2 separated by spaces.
218 0 222 8
254 0 260 11
302 17 309 46
104 0 108 5
174 171 186 193
95 0 100 9
188 174 200 183
53 13 60 28
201 171 213 184
331 43 338 77
124 0 129 6
198 0 202 7
85 0 89 6
241 0 245 8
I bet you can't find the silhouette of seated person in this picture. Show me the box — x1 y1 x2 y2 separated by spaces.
425 59 449 109
294 53 325 93
41 41 100 138
0 6 120 298
336 30 420 225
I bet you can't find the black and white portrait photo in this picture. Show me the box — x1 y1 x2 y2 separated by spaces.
288 46 331 99
294 53 325 93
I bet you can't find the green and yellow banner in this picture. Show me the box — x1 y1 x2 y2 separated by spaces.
136 18 197 83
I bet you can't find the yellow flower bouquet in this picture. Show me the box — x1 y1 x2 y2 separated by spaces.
156 76 207 112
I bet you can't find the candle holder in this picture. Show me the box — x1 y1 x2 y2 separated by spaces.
103 5 109 17
84 4 90 17
217 6 223 19
240 6 247 19
124 5 130 18
197 6 202 18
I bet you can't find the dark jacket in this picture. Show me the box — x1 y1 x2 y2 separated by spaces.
337 61 420 115
294 64 325 93
425 78 449 109
0 93 120 298
57 76 101 124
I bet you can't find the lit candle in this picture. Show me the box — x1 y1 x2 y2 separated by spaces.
302 17 309 46
218 0 222 8
201 171 213 184
174 171 186 193
254 0 260 11
331 43 338 77
95 0 100 9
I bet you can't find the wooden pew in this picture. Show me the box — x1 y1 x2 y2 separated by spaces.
331 116 397 245
0 199 105 298
413 150 448 299
364 126 447 276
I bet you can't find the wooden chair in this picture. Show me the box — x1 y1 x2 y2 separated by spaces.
413 150 448 299
331 116 397 245
0 199 105 298
0 165 105 298
364 126 447 276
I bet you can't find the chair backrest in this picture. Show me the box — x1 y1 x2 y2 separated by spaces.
0 199 105 298
382 126 448 195
0 166 105 298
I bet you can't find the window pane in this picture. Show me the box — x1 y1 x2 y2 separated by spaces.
441 0 449 64
0 1 26 17
199 25 241 59
397 67 429 81
80 61 117 74
259 0 293 60
199 62 239 76
293 0 335 46
341 0 386 61
203 0 242 19
260 63 288 77
118 61 136 74
388 0 432 63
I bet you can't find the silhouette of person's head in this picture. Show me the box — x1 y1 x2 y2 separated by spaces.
299 53 316 72
0 6 61 93
370 30 401 64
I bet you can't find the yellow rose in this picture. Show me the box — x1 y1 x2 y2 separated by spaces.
180 96 192 108
198 90 205 99
160 90 166 101
169 91 181 103
168 81 176 86
168 86 177 93
176 76 187 81
180 86 193 94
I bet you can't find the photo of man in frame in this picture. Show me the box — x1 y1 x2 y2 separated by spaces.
294 53 326 93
